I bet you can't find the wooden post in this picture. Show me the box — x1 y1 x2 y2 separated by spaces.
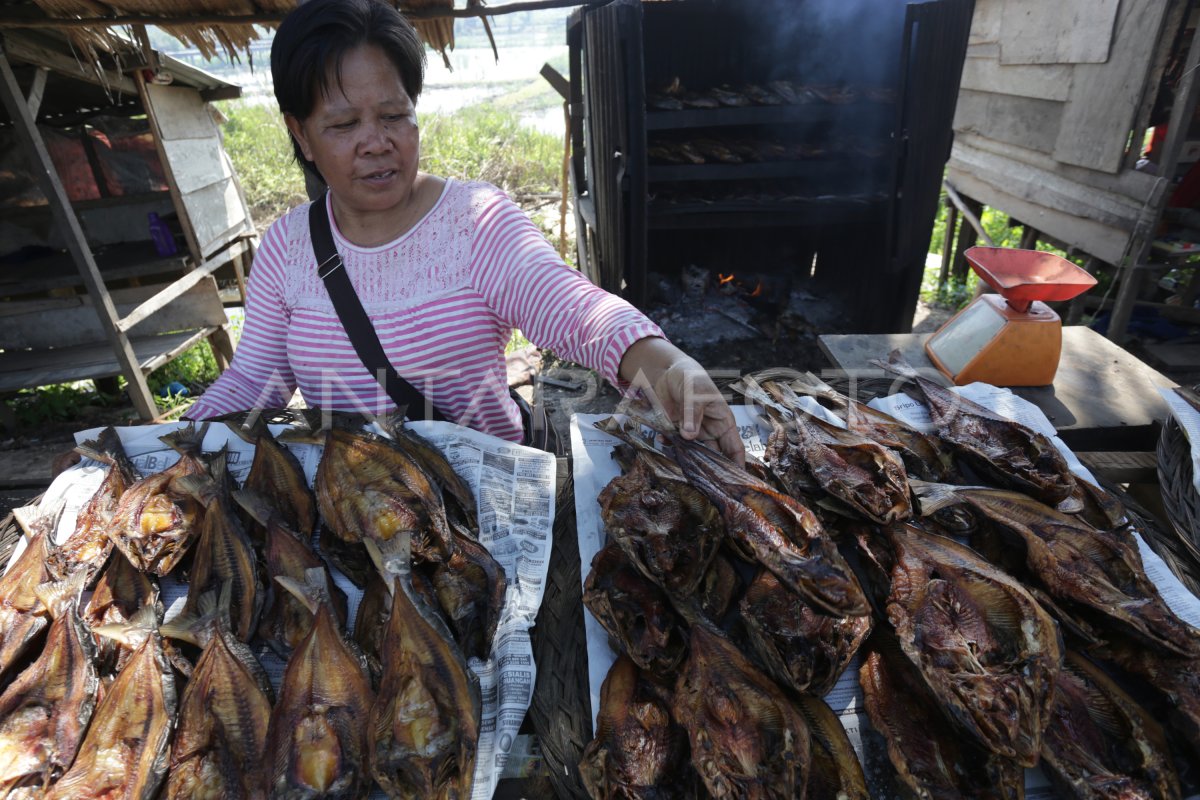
0 39 158 420
938 194 957 289
1019 224 1040 251
1066 257 1100 324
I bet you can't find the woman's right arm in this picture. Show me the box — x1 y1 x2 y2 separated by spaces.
185 220 299 419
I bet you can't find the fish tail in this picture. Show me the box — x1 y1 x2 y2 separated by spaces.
231 487 276 527
33 569 88 618
909 480 965 515
159 421 211 456
869 349 919 380
74 426 124 465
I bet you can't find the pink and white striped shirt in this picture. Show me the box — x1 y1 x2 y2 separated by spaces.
187 179 664 441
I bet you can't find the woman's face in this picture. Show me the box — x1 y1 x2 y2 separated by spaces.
285 44 420 220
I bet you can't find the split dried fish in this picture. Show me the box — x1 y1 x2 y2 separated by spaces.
795 694 868 800
1041 649 1180 800
166 591 273 800
295 422 454 565
46 607 176 800
227 416 317 543
872 351 1077 508
108 422 210 575
47 427 138 584
611 410 868 617
584 542 687 676
915 482 1200 659
177 455 263 643
597 419 723 599
860 635 1025 800
421 522 506 662
235 488 348 659
367 539 481 799
739 374 912 524
353 569 392 686
0 574 96 794
739 567 871 697
673 623 811 799
383 420 479 530
579 654 693 800
885 524 1061 766
84 550 161 675
0 513 55 684
1089 635 1200 764
265 569 375 799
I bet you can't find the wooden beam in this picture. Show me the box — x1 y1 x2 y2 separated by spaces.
944 180 995 247
0 0 601 27
0 40 158 420
24 64 46 116
540 63 569 101
0 31 138 95
114 248 235 333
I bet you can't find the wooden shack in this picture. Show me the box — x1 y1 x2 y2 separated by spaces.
944 0 1200 343
0 27 255 420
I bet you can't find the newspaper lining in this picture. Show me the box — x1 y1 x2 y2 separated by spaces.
11 419 557 800
572 389 1200 799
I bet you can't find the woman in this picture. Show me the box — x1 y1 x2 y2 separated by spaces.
186 0 743 464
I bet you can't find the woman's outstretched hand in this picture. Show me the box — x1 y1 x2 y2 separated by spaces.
618 336 745 467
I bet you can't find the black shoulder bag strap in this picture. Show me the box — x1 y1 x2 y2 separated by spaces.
309 192 447 422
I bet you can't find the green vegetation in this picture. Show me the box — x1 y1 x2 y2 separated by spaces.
218 101 308 225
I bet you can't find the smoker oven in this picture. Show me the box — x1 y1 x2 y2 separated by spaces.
567 0 974 333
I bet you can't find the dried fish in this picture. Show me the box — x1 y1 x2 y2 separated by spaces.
740 567 871 697
354 569 392 686
226 416 317 543
47 427 138 584
421 521 506 661
860 635 1025 800
108 422 210 575
166 589 273 800
885 524 1061 766
597 420 723 599
0 574 96 794
739 373 912 524
0 512 56 684
1041 650 1180 800
609 411 868 617
46 607 176 800
1088 635 1200 764
584 543 687 676
579 655 694 800
673 623 811 799
914 482 1200 659
710 85 750 107
794 694 868 800
236 488 348 659
872 351 1077 507
367 539 481 799
177 455 263 643
84 550 161 674
293 422 455 564
383 420 479 530
265 569 375 799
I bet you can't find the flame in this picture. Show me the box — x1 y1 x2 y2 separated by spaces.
749 282 762 298
717 273 735 285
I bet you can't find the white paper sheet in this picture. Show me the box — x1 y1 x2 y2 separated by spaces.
13 419 556 800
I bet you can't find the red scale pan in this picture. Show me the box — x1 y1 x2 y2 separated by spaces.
924 247 1097 386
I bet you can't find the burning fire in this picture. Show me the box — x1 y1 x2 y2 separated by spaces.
716 272 764 299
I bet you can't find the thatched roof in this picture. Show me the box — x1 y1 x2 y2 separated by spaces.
0 0 587 64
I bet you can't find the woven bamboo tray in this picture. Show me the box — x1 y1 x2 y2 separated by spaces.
1155 416 1200 597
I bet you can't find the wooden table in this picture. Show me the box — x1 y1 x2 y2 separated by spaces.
818 326 1177 452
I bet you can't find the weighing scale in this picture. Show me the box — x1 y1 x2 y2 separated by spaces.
924 247 1097 387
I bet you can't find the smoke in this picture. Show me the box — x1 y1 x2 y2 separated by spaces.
758 0 908 86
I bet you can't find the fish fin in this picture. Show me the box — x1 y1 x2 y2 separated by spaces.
94 603 158 647
869 349 919 379
1054 491 1085 514
32 570 87 618
231 487 276 527
959 577 1025 634
172 473 216 504
159 421 210 455
731 374 793 420
909 480 965 515
363 538 401 593
74 426 122 464
222 418 257 445
274 568 329 615
13 500 64 544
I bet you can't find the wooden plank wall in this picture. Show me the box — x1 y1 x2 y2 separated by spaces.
144 83 252 261
948 0 1177 263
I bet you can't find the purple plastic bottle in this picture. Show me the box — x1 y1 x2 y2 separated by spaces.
148 212 177 257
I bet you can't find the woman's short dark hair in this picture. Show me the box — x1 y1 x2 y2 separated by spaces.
271 0 426 177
